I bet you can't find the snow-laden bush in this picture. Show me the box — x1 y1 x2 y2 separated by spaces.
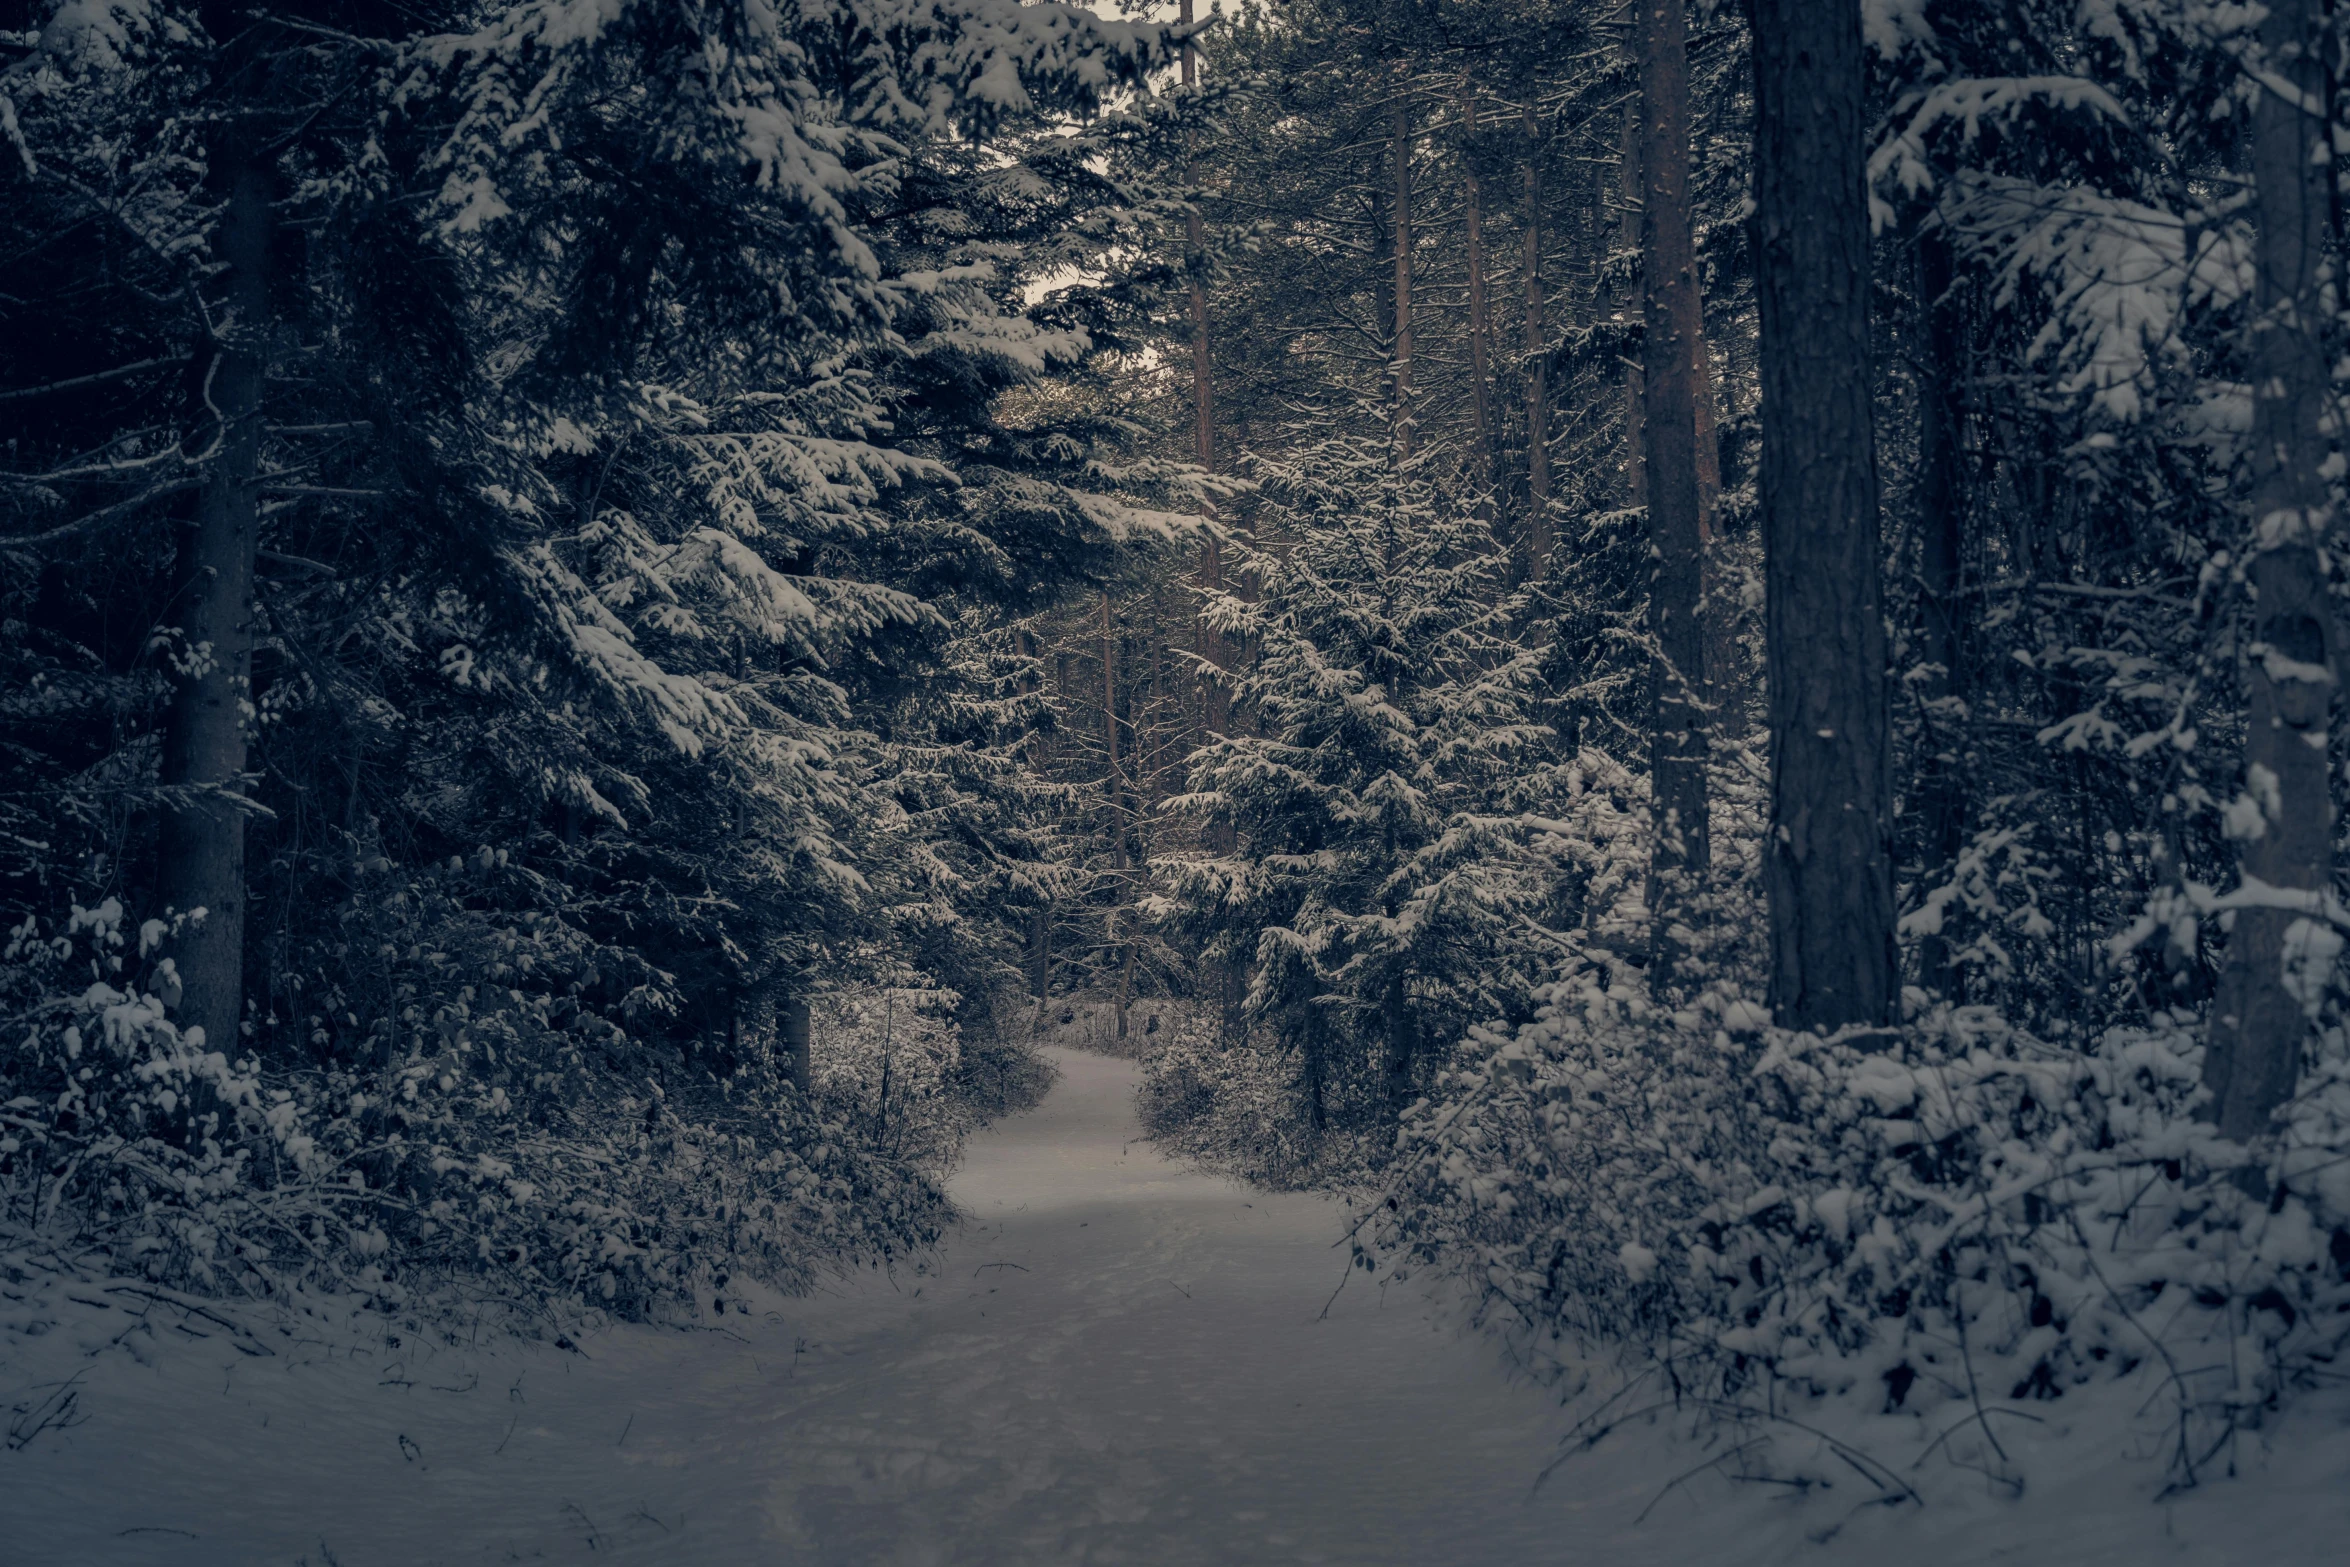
1135 1004 1381 1188
1 901 949 1325
1029 995 1196 1063
810 987 1055 1166
1145 740 1663 1181
1365 974 2350 1487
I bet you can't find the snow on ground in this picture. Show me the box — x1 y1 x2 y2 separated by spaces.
5 1046 2348 1565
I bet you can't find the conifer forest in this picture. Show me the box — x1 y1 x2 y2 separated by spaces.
5 0 2350 1560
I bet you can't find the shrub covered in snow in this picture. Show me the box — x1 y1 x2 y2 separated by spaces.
811 987 1056 1166
1 900 953 1324
1135 1003 1384 1188
1364 973 2350 1487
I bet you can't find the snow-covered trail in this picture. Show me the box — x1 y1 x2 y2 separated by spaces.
732 1044 1628 1565
8 1047 2349 1565
2 1047 1647 1565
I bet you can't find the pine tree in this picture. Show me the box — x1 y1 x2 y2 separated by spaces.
1165 430 1552 1135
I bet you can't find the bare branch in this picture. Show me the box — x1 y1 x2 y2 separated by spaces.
0 476 199 547
0 356 188 405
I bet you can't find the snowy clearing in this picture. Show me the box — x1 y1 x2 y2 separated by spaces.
6 1046 2347 1565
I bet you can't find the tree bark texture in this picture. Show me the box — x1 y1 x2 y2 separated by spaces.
1181 0 1215 479
1180 3 1231 749
1381 970 1417 1114
1102 592 1133 1038
2207 0 2336 1150
1392 90 1416 458
1028 907 1052 1000
157 93 270 1051
1023 627 1061 1007
1913 223 1969 993
1635 0 1710 983
1522 100 1553 580
1752 0 1896 1031
1618 105 1644 509
1693 328 1722 531
780 996 812 1093
1696 322 1747 741
1460 79 1499 510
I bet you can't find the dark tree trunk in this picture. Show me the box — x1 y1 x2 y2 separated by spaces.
1028 908 1052 1001
1752 0 1896 1031
1693 328 1721 527
1618 105 1644 509
1696 324 1749 741
1459 79 1499 513
780 997 811 1093
1392 88 1416 457
1019 626 1057 1012
1181 1 1214 483
157 68 271 1050
1913 223 1969 994
1102 592 1133 1039
2208 0 2336 1153
1521 100 1552 580
1175 0 1231 751
1381 970 1416 1113
1635 0 1710 985
1178 0 1239 1040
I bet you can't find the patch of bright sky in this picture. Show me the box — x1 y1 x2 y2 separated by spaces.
1020 0 1204 306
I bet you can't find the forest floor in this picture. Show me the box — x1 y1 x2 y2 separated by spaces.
5 1046 2348 1565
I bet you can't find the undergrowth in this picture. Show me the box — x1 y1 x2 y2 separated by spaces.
0 899 1050 1336
1359 976 2350 1494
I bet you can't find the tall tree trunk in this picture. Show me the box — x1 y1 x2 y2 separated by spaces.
1028 908 1052 1003
1181 0 1213 482
1693 330 1722 528
1752 0 1896 1031
1179 0 1238 1044
157 80 270 1051
1102 592 1132 1039
1180 0 1225 751
1619 105 1645 509
780 996 811 1094
1913 222 1969 994
1381 969 1416 1113
1392 87 1416 458
1018 625 1055 1009
2207 0 2336 1154
1522 99 1552 580
1696 326 1748 740
1460 78 1499 514
1635 0 1710 985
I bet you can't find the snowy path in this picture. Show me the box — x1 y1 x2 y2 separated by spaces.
8 1047 2349 1564
1 1048 1644 1565
721 1045 1624 1564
